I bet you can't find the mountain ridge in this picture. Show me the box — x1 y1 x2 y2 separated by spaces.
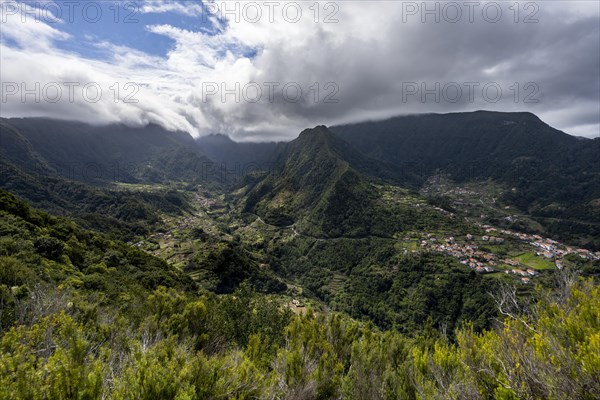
0 117 213 185
2 111 598 247
242 125 385 237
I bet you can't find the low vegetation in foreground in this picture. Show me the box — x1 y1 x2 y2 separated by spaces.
1 276 598 399
0 190 598 399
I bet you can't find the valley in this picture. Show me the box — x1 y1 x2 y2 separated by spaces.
3 113 598 322
2 2 598 396
76 175 592 346
1 112 598 399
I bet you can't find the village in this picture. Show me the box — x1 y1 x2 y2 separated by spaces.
414 225 600 283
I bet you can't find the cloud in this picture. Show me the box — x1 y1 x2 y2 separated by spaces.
139 0 206 17
0 1 70 49
1 0 598 139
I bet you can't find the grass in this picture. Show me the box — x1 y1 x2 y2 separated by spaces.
515 252 554 270
396 240 419 252
379 185 424 206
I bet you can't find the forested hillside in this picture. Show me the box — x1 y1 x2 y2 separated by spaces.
242 126 412 237
331 111 600 249
0 113 598 399
1 118 213 184
0 119 210 240
1 189 598 399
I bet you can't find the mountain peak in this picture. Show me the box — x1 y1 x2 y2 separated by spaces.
300 125 328 134
297 125 331 141
242 124 403 236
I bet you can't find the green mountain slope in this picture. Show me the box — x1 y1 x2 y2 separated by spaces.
0 119 221 239
331 111 600 248
0 189 195 330
0 156 193 240
1 118 214 184
242 126 395 237
1 187 597 400
330 111 578 169
0 116 597 399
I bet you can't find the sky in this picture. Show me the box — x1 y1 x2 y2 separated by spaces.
1 0 599 141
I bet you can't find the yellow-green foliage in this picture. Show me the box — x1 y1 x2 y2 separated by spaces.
414 279 600 400
1 280 597 399
0 312 104 400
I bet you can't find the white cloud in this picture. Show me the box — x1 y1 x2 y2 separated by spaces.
0 0 69 49
139 0 207 17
